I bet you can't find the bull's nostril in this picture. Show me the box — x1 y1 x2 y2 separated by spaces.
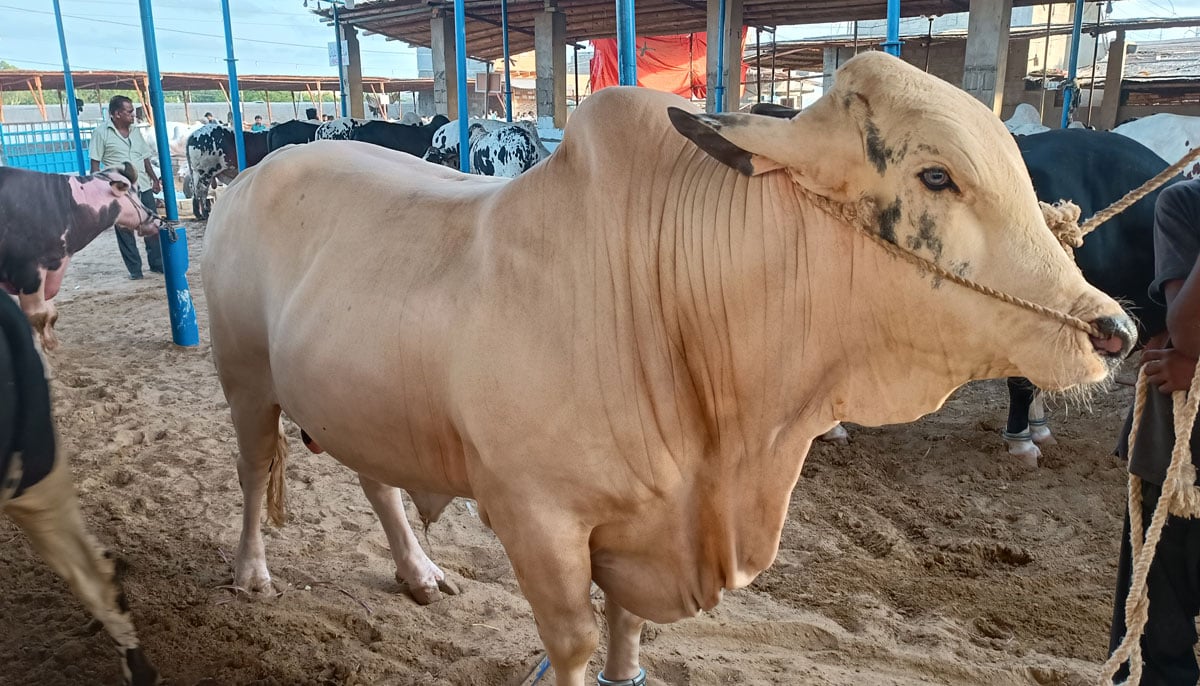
1089 315 1136 359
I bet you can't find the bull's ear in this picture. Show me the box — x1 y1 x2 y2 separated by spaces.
668 108 785 176
669 95 867 198
120 161 138 185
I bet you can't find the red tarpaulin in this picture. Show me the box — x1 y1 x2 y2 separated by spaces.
590 31 747 99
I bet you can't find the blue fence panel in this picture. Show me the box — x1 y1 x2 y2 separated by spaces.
0 121 95 174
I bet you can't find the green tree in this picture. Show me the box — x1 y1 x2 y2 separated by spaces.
0 60 17 71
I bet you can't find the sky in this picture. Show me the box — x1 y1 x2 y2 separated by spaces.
2 0 1200 79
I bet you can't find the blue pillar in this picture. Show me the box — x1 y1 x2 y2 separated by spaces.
453 0 470 173
616 0 637 86
501 0 513 122
1062 0 1086 128
137 0 199 348
882 0 902 56
714 0 727 111
219 0 247 170
52 0 86 176
333 2 349 118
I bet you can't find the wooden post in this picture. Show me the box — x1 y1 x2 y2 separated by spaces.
290 91 299 119
265 90 273 122
30 77 48 120
1097 30 1128 130
58 89 66 120
183 90 192 122
141 76 154 124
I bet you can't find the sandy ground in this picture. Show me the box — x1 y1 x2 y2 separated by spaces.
0 219 1145 686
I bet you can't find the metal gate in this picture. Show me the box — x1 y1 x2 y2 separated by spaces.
0 121 94 174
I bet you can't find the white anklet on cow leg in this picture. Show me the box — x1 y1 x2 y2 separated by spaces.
598 668 647 686
818 424 850 445
1001 429 1040 467
1028 419 1057 446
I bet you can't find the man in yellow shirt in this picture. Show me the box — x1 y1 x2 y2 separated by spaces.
88 95 163 280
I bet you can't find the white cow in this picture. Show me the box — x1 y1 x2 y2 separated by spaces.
1114 113 1200 178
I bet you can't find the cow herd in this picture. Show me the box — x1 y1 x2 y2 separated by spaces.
184 114 553 219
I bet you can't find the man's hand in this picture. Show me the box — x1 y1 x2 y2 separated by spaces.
1142 348 1199 393
152 178 163 194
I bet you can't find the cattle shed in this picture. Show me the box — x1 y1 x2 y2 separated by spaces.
319 0 1073 128
0 69 435 125
1080 36 1200 123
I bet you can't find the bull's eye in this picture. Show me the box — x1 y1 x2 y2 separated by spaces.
920 167 954 192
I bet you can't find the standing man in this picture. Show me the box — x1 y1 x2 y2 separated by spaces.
89 95 163 280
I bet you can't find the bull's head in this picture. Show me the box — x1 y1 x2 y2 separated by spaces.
667 52 1134 403
98 164 162 236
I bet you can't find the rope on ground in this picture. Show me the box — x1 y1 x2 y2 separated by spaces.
1099 361 1200 686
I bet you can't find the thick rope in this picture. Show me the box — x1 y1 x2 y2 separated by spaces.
1100 362 1200 686
794 179 1102 338
1083 144 1200 235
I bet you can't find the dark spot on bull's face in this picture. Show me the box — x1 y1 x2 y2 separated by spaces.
905 212 944 261
864 120 892 175
878 198 902 245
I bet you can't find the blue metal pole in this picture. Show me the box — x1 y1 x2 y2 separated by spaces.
501 0 513 122
52 0 86 176
1061 0 1086 128
714 0 727 112
333 2 349 118
136 0 199 348
453 0 470 173
882 0 902 56
616 0 637 86
219 0 247 170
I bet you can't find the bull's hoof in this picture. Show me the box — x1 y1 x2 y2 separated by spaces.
818 424 850 445
399 574 461 605
598 668 647 686
123 646 161 686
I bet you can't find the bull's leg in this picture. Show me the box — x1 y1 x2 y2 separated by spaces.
3 456 159 685
357 475 459 605
1002 376 1039 466
228 398 284 593
17 270 57 352
600 595 647 685
487 505 597 686
1027 390 1057 447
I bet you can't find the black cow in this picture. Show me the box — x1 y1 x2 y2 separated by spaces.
0 293 159 685
1003 129 1180 461
185 123 269 219
348 115 450 157
267 119 319 152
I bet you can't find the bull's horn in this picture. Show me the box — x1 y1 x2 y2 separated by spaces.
122 161 138 184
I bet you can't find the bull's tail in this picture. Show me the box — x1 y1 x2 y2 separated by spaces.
266 421 287 527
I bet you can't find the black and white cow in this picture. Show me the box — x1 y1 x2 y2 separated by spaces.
0 164 161 350
266 119 320 152
184 123 269 219
346 115 449 157
423 119 549 177
0 293 160 685
314 117 368 141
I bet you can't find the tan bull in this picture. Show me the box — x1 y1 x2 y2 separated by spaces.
202 53 1134 686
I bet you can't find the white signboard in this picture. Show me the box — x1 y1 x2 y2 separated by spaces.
328 41 349 67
